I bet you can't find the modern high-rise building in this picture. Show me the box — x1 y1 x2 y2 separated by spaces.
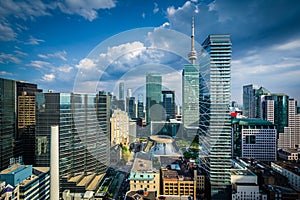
0 78 16 171
146 73 162 123
35 91 110 192
119 82 124 100
182 17 199 137
16 81 41 165
137 94 144 119
162 90 176 120
128 96 136 119
278 98 300 149
262 93 289 134
232 118 277 162
199 34 232 198
243 84 259 118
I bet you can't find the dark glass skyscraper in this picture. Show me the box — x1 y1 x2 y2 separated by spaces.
162 90 176 120
200 35 232 199
262 93 289 134
16 81 41 165
35 92 110 192
0 78 16 171
243 84 260 118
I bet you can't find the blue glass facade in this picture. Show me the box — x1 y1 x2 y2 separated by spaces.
146 73 162 123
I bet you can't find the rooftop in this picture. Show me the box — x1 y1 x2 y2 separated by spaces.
33 167 50 174
279 148 299 154
0 165 29 175
232 118 273 126
86 174 105 191
131 152 155 173
272 162 300 176
161 158 194 181
19 175 38 187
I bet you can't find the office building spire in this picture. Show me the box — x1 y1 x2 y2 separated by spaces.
188 16 197 64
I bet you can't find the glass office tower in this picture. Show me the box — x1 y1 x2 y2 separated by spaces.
182 64 199 137
35 92 110 192
199 35 232 199
146 73 162 123
162 90 176 120
0 78 16 171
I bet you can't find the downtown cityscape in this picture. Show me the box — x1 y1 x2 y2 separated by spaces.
1 1 300 200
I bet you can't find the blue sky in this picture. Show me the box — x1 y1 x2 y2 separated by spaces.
0 0 300 104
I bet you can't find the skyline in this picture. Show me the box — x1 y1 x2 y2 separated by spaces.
1 0 300 104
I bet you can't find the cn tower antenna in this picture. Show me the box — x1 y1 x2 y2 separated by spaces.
188 16 197 64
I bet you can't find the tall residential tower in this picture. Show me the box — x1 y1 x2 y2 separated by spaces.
199 35 232 199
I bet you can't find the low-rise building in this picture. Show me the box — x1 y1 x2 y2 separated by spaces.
278 148 299 161
128 152 160 196
271 162 300 191
0 165 50 200
160 158 196 200
231 159 265 200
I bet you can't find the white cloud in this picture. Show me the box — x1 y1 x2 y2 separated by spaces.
153 3 159 14
26 36 45 45
0 53 20 64
57 64 73 73
0 22 16 41
0 71 14 76
14 50 28 57
56 0 116 21
41 73 55 82
167 1 191 16
273 39 300 51
142 12 146 19
38 50 67 61
76 58 97 71
0 0 51 20
27 60 50 69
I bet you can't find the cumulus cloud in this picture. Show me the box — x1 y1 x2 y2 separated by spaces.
56 0 116 21
41 73 55 82
0 0 116 43
163 0 300 103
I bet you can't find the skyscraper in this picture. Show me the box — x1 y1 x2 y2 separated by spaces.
162 90 176 120
278 98 300 149
35 92 110 192
128 96 136 119
0 78 16 171
137 94 144 119
200 34 232 199
146 73 162 123
119 82 124 100
243 84 259 118
182 17 199 137
16 81 41 165
262 93 289 134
